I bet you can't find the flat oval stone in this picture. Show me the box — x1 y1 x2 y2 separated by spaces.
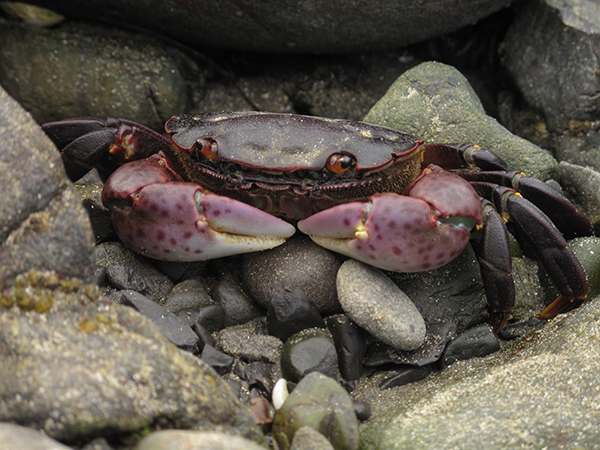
337 260 426 351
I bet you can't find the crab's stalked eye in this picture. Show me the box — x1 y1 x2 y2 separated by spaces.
196 138 219 160
326 153 354 174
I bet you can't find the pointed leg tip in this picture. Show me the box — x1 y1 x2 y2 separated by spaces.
490 311 511 333
536 294 588 320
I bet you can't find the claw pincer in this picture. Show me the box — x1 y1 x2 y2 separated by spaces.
298 165 483 272
102 154 295 261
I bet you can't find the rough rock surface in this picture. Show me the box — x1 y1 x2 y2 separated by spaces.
0 84 95 285
357 295 600 449
0 271 264 445
28 0 512 53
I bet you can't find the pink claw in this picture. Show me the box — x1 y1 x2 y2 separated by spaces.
298 166 483 273
103 160 295 261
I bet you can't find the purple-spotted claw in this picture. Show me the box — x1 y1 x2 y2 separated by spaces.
297 166 483 272
103 159 295 262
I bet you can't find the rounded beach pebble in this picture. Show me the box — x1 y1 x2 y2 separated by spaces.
336 260 426 351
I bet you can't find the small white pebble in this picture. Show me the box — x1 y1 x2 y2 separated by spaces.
272 378 289 410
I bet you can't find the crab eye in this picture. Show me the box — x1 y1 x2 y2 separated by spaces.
326 154 354 174
196 138 219 160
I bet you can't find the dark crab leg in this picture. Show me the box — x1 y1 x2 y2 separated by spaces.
473 200 515 332
421 143 510 172
42 117 172 181
461 171 594 240
472 182 590 319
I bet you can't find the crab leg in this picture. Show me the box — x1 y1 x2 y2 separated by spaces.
472 182 590 319
474 200 515 332
102 156 296 261
42 117 173 181
298 165 483 273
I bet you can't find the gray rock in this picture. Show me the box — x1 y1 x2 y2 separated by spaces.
27 0 511 53
280 328 339 383
290 426 335 450
504 0 600 133
0 85 95 285
196 52 417 120
212 276 263 327
268 288 326 343
216 323 283 364
337 260 426 351
545 0 600 33
358 295 600 449
0 423 72 450
0 18 203 130
560 161 600 233
0 271 264 445
242 235 343 315
163 278 216 327
363 61 559 180
439 324 500 369
95 241 174 303
326 314 365 381
134 430 267 450
272 372 358 450
114 290 199 352
503 0 600 170
508 256 548 323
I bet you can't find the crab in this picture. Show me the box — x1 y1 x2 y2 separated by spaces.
42 111 594 331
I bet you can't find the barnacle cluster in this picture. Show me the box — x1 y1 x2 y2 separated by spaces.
0 270 99 313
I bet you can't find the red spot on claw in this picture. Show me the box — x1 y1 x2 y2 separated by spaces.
157 230 165 241
183 232 192 239
392 246 402 255
343 218 350 226
194 249 203 254
170 238 177 245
